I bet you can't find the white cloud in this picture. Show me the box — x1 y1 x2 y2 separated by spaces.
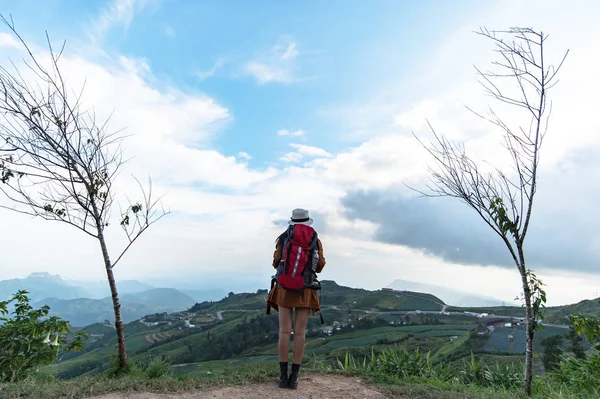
279 152 303 163
164 25 176 38
91 0 157 42
1 0 600 309
0 32 20 49
290 143 332 158
196 58 225 80
280 42 298 61
242 37 301 84
277 128 305 137
237 151 252 161
243 61 292 85
279 143 332 163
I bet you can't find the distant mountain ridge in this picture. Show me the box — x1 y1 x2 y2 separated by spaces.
0 272 88 302
64 279 155 299
387 279 514 307
35 288 196 326
1 272 219 326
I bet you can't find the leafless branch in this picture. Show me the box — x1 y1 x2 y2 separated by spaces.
411 27 568 395
0 14 169 266
112 177 170 268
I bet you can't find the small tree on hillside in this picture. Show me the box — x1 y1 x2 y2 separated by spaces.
567 325 587 359
413 27 568 395
541 335 564 372
0 17 168 371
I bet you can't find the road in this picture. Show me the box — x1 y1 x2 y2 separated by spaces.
163 304 569 330
216 309 255 321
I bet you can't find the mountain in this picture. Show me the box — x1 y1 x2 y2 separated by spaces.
387 279 512 307
179 288 228 302
34 297 161 326
35 288 196 326
65 279 156 299
120 288 196 310
0 272 87 302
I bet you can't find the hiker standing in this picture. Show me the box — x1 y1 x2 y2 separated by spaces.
266 208 326 389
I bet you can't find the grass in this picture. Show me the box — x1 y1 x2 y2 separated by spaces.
3 352 599 399
0 363 277 399
321 346 600 399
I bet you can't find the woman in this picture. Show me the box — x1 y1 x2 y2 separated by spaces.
267 208 326 389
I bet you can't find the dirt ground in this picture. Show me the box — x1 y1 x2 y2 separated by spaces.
91 375 389 399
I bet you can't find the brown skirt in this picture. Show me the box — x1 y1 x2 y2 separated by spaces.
267 284 321 314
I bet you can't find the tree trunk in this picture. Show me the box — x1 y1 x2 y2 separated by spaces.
518 262 534 395
98 228 128 370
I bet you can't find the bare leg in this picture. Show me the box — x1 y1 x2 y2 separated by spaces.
292 308 310 364
278 307 293 362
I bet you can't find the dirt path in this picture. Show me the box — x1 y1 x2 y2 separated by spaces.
91 375 389 399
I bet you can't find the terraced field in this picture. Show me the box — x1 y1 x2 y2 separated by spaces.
483 325 579 353
144 329 183 344
303 324 475 356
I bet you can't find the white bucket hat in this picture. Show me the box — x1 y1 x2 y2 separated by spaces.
288 208 313 225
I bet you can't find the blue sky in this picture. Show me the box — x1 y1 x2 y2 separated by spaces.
3 0 478 165
1 0 600 306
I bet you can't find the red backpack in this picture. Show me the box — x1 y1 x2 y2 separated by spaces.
277 224 318 291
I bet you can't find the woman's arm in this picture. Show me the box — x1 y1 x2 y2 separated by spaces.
316 239 326 273
272 238 283 268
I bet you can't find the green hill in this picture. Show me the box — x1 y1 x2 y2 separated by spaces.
320 280 445 311
47 281 595 381
544 298 600 324
49 282 449 378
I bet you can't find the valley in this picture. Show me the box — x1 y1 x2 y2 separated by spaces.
49 280 599 380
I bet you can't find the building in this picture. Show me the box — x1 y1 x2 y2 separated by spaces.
476 324 490 336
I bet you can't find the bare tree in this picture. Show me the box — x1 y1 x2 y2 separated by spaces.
0 16 169 371
413 27 568 395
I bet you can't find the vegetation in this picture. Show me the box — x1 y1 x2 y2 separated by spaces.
0 16 168 371
541 335 563 372
326 345 599 398
0 360 276 399
0 291 86 383
0 281 599 398
413 27 569 395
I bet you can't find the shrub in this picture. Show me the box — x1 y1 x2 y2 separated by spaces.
0 290 87 382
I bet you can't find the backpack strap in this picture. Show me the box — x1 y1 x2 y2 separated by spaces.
266 277 277 315
267 227 294 316
307 231 318 268
283 225 294 274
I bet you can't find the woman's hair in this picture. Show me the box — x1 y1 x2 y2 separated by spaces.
275 230 286 247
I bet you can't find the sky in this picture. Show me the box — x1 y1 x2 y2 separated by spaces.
0 0 599 306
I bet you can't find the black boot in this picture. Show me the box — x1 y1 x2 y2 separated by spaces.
278 362 288 388
288 363 300 389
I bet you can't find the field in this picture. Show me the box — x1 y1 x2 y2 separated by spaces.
48 280 590 382
484 325 591 353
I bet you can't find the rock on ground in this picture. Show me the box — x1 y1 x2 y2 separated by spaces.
91 375 389 399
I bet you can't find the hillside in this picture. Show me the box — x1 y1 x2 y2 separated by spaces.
48 282 484 379
544 297 600 324
41 279 596 382
387 279 512 307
